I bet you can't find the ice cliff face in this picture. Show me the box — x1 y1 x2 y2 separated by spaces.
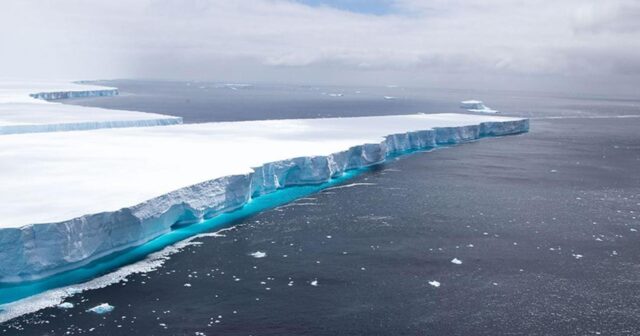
0 118 184 135
29 88 119 100
0 118 528 283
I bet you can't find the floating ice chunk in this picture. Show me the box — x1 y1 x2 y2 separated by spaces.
428 280 440 288
324 183 377 192
451 258 462 265
383 96 397 100
86 303 114 314
250 251 267 258
184 283 192 287
572 254 583 259
310 279 318 286
57 302 74 309
460 100 498 114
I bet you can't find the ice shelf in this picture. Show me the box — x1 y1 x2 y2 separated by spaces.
0 81 182 134
0 112 528 282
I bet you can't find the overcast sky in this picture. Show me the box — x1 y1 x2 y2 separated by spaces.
2 0 639 95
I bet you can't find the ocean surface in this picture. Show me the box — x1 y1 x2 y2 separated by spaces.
2 81 640 335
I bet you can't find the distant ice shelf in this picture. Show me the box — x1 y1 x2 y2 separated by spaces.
0 112 528 283
460 100 498 114
0 81 182 134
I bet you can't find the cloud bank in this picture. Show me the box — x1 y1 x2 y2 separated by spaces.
1 0 639 95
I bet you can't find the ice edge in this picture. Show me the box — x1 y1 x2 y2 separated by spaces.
0 117 529 283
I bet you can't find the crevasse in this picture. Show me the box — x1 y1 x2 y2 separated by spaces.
0 118 528 283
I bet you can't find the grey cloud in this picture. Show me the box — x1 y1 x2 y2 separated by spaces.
0 0 638 95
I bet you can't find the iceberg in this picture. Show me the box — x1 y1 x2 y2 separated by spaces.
0 81 182 135
86 303 114 314
56 302 74 309
460 100 498 113
0 112 528 283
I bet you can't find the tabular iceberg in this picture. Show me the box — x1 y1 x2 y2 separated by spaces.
0 113 528 283
460 100 498 113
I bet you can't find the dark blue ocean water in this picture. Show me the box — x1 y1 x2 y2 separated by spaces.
2 81 640 335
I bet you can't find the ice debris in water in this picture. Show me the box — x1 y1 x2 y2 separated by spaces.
428 281 441 288
451 258 463 265
86 303 114 314
57 302 74 309
250 251 267 258
310 279 318 286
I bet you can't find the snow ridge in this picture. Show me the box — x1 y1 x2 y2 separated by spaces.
0 118 528 283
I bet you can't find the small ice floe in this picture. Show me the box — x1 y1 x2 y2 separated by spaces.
327 93 343 97
631 228 638 232
250 251 267 258
612 250 618 256
310 279 318 286
184 283 192 287
57 302 74 309
86 303 114 314
572 253 583 260
383 96 397 100
223 83 252 90
460 100 498 113
451 258 463 265
326 235 332 239
428 280 441 288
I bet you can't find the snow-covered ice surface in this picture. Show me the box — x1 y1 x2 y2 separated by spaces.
0 112 528 283
0 81 182 134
